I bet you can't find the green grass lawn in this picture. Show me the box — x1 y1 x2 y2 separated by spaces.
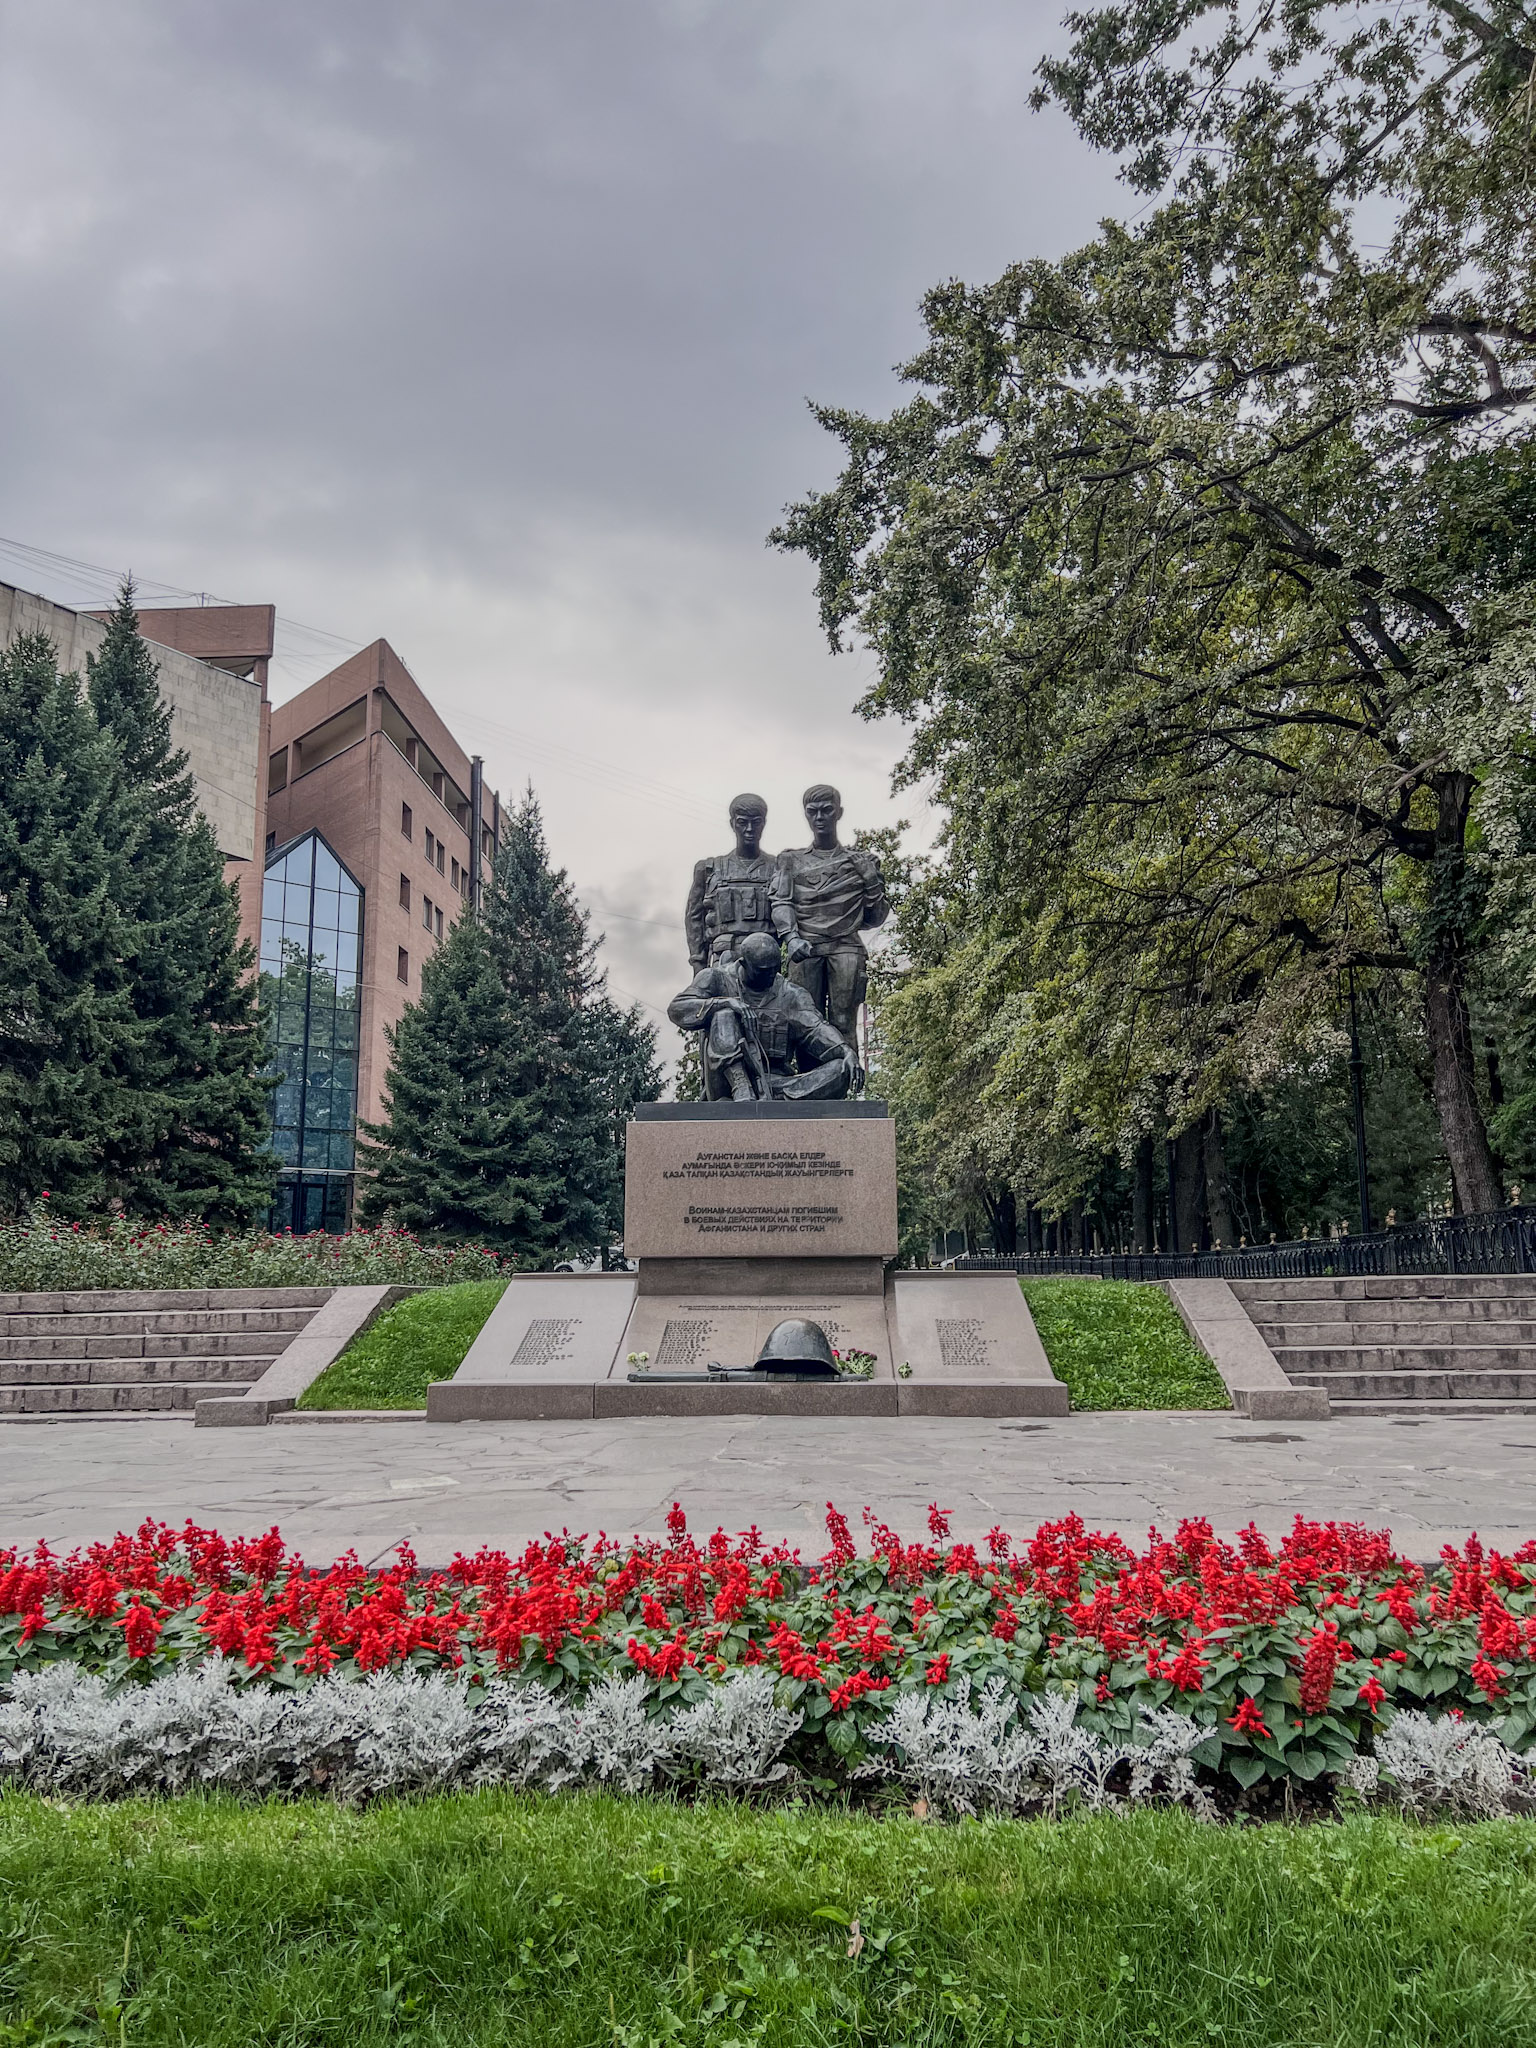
0 1794 1531 2044
1020 1278 1231 1410
298 1279 507 1409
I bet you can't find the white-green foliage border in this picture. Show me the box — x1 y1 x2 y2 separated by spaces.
4 1665 1533 1817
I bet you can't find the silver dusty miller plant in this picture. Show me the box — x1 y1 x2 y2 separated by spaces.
859 1679 1219 1818
0 1664 801 1803
1345 1709 1536 1820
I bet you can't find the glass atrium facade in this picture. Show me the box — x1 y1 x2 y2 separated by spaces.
260 831 363 1234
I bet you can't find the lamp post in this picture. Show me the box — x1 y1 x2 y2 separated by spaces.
1347 966 1373 1236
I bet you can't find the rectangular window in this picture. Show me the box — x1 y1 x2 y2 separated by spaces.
399 875 411 912
422 895 433 931
396 947 409 984
435 905 444 939
267 748 288 795
435 839 445 874
424 828 436 865
401 802 412 841
450 857 460 892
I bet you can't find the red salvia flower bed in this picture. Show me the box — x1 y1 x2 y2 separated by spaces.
3 1506 1534 1792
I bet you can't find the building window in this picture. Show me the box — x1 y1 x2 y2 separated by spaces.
450 856 461 893
265 830 276 853
399 875 411 911
397 947 409 983
435 839 445 874
435 904 444 939
422 894 432 931
401 801 413 841
259 830 363 1236
268 748 288 796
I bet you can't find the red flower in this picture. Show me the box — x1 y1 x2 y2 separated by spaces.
1227 1696 1270 1738
1471 1654 1507 1701
1165 1640 1207 1693
665 1502 688 1542
991 1604 1019 1642
925 1652 951 1686
927 1504 952 1541
1357 1676 1386 1713
119 1601 161 1659
1298 1624 1340 1714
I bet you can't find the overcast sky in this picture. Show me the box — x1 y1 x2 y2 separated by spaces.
0 0 1119 1044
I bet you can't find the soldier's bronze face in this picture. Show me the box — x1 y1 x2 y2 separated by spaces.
803 790 842 845
729 804 766 858
737 932 781 988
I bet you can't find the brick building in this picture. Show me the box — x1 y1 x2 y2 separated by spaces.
261 643 508 1231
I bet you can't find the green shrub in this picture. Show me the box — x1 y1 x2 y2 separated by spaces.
300 1280 507 1408
1020 1278 1231 1409
0 1200 516 1293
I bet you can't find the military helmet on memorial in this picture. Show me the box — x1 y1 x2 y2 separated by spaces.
752 1318 838 1377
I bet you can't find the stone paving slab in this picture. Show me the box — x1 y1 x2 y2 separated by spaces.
1 1413 1533 1566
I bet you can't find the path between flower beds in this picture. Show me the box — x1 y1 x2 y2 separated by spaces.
0 1409 1532 1563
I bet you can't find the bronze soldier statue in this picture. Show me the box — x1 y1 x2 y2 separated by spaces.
668 931 854 1101
684 792 778 969
770 784 889 1049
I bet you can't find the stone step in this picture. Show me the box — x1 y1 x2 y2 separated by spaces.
0 1380 254 1414
1257 1320 1536 1347
1328 1396 1536 1417
1245 1296 1536 1325
0 1355 272 1387
0 1288 333 1315
0 1330 296 1361
1275 1345 1536 1374
1286 1369 1536 1401
1233 1275 1536 1302
0 1307 315 1339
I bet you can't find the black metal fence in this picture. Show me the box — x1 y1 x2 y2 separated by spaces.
953 1206 1536 1281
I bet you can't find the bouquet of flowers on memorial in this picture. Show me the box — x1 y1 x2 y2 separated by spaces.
2 1505 1534 1813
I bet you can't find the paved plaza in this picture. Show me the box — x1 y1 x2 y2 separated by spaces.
1 1411 1533 1564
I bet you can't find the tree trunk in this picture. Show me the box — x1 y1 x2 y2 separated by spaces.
1173 1130 1205 1253
1070 1195 1086 1254
989 1187 1018 1254
1424 772 1502 1215
1203 1109 1237 1247
1132 1135 1154 1252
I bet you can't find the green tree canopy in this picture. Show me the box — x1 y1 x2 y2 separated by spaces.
359 791 660 1258
87 584 274 1225
777 0 1536 1219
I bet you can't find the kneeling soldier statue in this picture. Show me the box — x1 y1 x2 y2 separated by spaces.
668 930 855 1102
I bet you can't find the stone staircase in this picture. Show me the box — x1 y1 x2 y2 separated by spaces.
1231 1275 1536 1416
0 1289 334 1417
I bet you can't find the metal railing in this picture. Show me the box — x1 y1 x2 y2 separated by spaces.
953 1206 1536 1281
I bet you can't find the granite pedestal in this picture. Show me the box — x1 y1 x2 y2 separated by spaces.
427 1103 1068 1420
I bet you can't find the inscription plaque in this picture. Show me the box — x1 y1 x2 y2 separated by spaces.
512 1318 582 1367
625 1116 897 1260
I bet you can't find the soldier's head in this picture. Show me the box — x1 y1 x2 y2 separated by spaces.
728 792 768 858
802 784 842 847
737 930 782 989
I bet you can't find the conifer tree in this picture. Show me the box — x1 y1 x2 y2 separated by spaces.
0 633 144 1216
359 790 657 1258
87 585 275 1225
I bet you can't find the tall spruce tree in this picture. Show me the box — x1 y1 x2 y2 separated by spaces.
0 633 144 1216
87 585 275 1225
359 790 654 1258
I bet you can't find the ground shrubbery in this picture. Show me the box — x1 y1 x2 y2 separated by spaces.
4 1507 1534 1816
1020 1279 1230 1410
0 1203 516 1293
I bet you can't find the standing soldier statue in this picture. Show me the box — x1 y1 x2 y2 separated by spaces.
770 784 890 1053
684 792 778 969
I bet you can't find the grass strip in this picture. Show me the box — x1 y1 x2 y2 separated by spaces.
1020 1277 1231 1410
0 1795 1532 2044
298 1279 507 1409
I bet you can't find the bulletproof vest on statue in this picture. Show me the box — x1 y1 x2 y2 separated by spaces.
706 861 775 947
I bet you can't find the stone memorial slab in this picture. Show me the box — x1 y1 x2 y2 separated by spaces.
426 1275 635 1421
891 1273 1068 1415
624 1114 898 1261
616 1291 894 1376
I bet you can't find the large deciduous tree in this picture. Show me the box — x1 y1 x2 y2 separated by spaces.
776 0 1536 1216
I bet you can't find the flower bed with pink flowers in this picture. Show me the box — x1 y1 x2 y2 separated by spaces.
3 1505 1535 1812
